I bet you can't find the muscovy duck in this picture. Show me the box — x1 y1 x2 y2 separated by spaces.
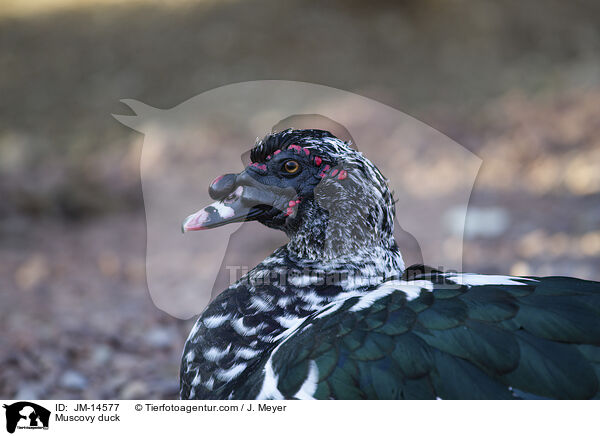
180 129 600 400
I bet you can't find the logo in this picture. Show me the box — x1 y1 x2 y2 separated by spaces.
3 402 50 434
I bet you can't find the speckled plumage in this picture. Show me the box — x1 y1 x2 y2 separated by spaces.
180 129 600 400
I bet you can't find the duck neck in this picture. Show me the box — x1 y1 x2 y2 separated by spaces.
285 202 404 280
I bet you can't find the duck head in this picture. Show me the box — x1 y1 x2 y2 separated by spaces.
183 129 397 261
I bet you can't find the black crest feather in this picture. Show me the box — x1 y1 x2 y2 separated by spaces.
250 129 336 163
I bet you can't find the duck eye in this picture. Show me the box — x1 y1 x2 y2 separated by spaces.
283 160 300 175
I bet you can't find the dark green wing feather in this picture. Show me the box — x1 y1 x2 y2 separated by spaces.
252 274 600 399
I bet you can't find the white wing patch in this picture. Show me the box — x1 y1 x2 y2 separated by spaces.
185 350 195 363
444 273 537 287
203 378 214 390
203 345 231 362
315 299 348 319
256 356 284 400
249 296 273 311
301 291 327 308
276 315 304 329
350 280 433 312
234 347 260 360
289 274 321 287
231 317 261 336
256 316 311 399
277 296 292 308
191 372 201 387
273 316 309 342
203 313 231 328
294 360 319 400
215 363 247 382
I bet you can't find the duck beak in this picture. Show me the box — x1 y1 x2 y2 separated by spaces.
182 186 263 232
182 170 298 232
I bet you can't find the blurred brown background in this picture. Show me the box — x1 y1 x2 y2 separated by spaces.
1 0 599 399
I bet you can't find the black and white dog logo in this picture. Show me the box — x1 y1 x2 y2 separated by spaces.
3 402 50 434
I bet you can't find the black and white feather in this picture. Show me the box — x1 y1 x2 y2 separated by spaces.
180 129 600 400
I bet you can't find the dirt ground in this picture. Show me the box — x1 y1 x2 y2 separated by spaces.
1 0 600 399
